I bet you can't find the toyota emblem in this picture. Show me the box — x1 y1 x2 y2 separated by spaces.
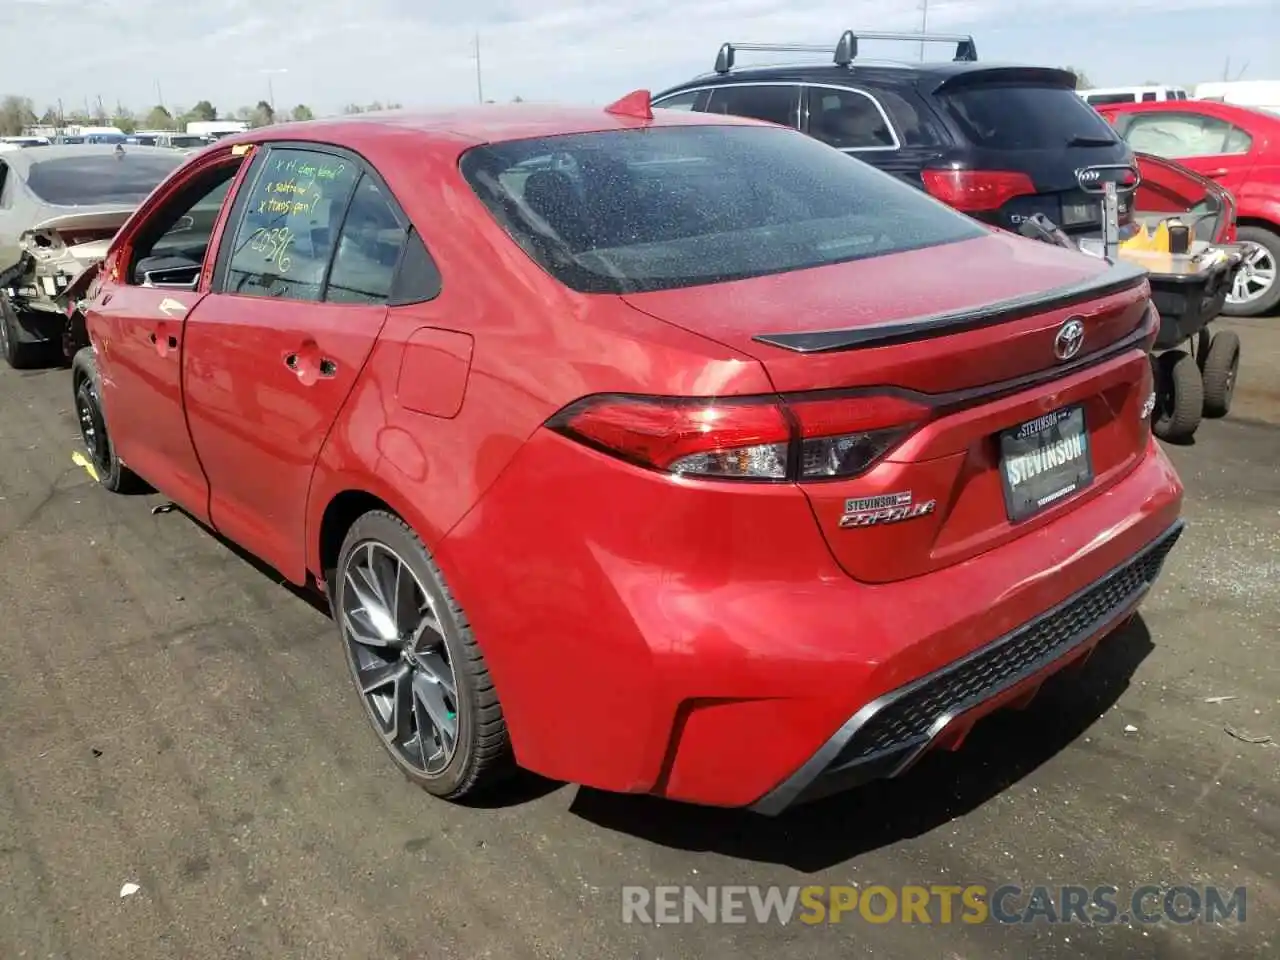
1054 318 1085 361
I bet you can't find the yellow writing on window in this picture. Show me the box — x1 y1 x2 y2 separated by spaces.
248 226 295 273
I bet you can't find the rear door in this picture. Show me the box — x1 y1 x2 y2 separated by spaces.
184 144 408 582
927 68 1137 235
1109 108 1258 199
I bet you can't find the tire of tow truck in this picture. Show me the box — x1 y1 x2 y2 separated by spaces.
1201 330 1241 419
70 347 144 493
1152 349 1203 444
0 291 48 370
1221 225 1280 318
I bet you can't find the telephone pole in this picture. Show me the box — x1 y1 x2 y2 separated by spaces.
919 0 929 60
474 32 485 104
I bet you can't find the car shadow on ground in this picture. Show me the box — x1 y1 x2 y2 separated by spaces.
567 616 1156 872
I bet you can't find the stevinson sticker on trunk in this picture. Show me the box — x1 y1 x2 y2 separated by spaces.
839 491 937 528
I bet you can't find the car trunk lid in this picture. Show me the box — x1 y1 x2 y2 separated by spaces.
622 231 1156 583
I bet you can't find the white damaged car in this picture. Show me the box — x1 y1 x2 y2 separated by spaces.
0 143 184 367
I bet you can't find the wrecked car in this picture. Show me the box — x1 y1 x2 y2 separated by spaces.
0 143 185 368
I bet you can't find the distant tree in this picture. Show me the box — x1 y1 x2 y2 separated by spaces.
234 106 254 122
39 106 59 125
66 109 90 125
342 103 365 114
0 95 39 136
143 104 174 129
250 100 275 127
1061 65 1092 90
189 100 217 122
511 95 524 103
113 108 137 134
290 104 314 121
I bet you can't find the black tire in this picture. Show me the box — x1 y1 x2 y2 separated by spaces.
332 510 514 800
0 291 49 370
1152 349 1203 444
1201 330 1241 419
70 347 144 493
1221 225 1280 318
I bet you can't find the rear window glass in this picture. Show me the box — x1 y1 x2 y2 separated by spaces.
942 85 1121 149
460 125 985 294
25 153 184 205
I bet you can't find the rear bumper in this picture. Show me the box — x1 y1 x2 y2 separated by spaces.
438 431 1184 811
751 519 1183 815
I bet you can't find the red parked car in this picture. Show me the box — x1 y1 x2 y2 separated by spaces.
69 96 1184 813
1097 99 1280 317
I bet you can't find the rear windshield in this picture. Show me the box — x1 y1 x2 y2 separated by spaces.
25 153 184 205
460 125 985 294
941 84 1122 150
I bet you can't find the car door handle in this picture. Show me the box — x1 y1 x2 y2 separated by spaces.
285 353 337 376
1205 168 1229 178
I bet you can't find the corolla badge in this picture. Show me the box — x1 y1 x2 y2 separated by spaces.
840 491 936 528
1054 317 1085 361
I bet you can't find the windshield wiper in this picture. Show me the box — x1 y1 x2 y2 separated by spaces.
1066 135 1118 147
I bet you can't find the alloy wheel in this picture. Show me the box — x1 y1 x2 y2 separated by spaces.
1227 241 1277 307
338 540 459 776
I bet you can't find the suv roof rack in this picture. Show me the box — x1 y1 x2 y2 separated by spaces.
713 30 978 73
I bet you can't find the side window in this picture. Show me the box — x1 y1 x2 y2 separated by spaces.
324 175 407 305
0 161 10 208
704 85 798 128
874 89 944 147
652 90 703 112
1142 91 1158 102
806 87 898 149
1123 113 1253 158
129 161 242 286
223 147 358 301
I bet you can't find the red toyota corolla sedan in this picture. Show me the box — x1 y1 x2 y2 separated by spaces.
69 95 1184 814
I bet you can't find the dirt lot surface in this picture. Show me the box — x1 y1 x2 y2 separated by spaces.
0 317 1276 960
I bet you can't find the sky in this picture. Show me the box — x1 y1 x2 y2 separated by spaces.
3 0 1278 118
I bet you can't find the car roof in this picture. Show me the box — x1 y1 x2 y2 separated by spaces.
657 59 1074 95
1096 99 1280 127
219 103 769 153
0 143 184 173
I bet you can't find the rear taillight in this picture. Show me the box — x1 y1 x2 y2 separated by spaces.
548 391 931 482
922 168 1036 213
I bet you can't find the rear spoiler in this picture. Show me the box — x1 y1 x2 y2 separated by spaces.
932 65 1079 93
752 261 1149 354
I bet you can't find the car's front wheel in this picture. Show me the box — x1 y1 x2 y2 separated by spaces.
333 510 514 800
1222 225 1280 318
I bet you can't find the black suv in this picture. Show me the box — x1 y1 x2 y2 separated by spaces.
652 30 1137 238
